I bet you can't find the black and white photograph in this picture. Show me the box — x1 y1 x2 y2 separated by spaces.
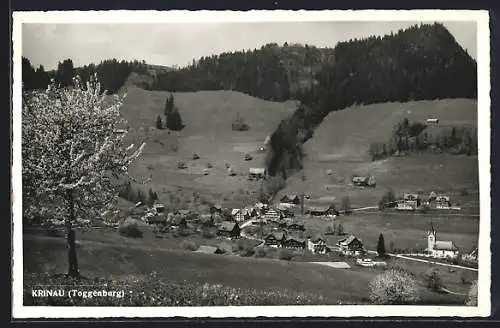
12 10 491 318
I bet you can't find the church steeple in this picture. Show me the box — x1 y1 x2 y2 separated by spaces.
427 220 437 251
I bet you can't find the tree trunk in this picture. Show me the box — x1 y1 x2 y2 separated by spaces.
65 190 79 278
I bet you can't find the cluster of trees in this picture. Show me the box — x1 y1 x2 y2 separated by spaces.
22 57 149 93
149 43 335 101
118 181 159 207
325 223 345 236
266 22 477 180
369 118 478 161
156 94 184 131
379 189 397 210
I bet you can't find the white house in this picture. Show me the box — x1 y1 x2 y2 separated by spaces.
425 225 459 259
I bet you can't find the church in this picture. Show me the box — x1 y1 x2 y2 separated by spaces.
425 223 460 259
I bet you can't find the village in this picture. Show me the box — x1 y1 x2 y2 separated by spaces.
114 166 478 270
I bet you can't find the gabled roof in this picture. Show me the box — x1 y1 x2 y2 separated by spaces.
265 231 285 240
281 194 299 201
403 193 420 200
338 235 362 246
249 168 266 174
284 236 306 243
434 241 458 251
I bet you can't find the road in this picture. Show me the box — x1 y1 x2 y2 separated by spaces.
364 250 478 272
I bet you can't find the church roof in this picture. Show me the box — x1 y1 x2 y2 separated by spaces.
434 241 458 251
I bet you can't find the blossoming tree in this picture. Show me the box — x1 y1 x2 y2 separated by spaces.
22 75 145 277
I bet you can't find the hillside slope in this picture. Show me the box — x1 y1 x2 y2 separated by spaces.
278 99 479 207
119 78 297 205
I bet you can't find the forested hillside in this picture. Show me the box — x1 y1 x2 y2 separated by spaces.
22 57 162 94
149 43 336 101
266 22 477 178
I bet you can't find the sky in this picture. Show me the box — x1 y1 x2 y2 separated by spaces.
22 21 477 70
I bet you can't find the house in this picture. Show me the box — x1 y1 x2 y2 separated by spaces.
262 208 282 221
425 225 459 259
307 235 329 254
396 193 420 210
231 209 250 222
152 203 165 214
435 195 451 209
306 205 338 217
264 231 286 247
282 236 306 250
352 176 376 187
336 235 365 256
280 194 301 205
195 245 226 255
217 221 241 239
248 168 266 180
426 118 439 124
277 203 296 217
244 207 258 218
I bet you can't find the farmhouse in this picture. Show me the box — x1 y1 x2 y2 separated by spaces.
396 193 421 210
435 195 451 209
336 235 365 256
262 208 282 221
307 235 329 254
217 221 241 239
425 225 459 259
282 236 306 250
231 208 251 222
264 231 286 248
248 168 266 180
280 194 301 205
152 203 165 213
352 175 376 187
426 118 440 124
306 205 338 217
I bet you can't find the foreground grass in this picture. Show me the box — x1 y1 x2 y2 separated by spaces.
24 272 331 306
24 232 468 306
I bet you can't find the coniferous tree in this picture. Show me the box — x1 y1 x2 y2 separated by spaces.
155 115 163 129
377 233 386 258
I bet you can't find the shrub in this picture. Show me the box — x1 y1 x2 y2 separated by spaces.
118 218 143 238
181 240 198 251
369 268 419 304
201 228 215 239
232 112 250 131
206 162 213 168
465 280 478 306
177 160 187 169
279 249 294 261
255 247 267 258
192 153 200 160
424 268 443 291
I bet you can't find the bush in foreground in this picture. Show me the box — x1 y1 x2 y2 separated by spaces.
118 218 143 238
181 240 199 251
23 272 330 306
466 280 478 306
369 268 419 304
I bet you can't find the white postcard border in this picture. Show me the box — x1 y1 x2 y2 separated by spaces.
11 9 491 318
